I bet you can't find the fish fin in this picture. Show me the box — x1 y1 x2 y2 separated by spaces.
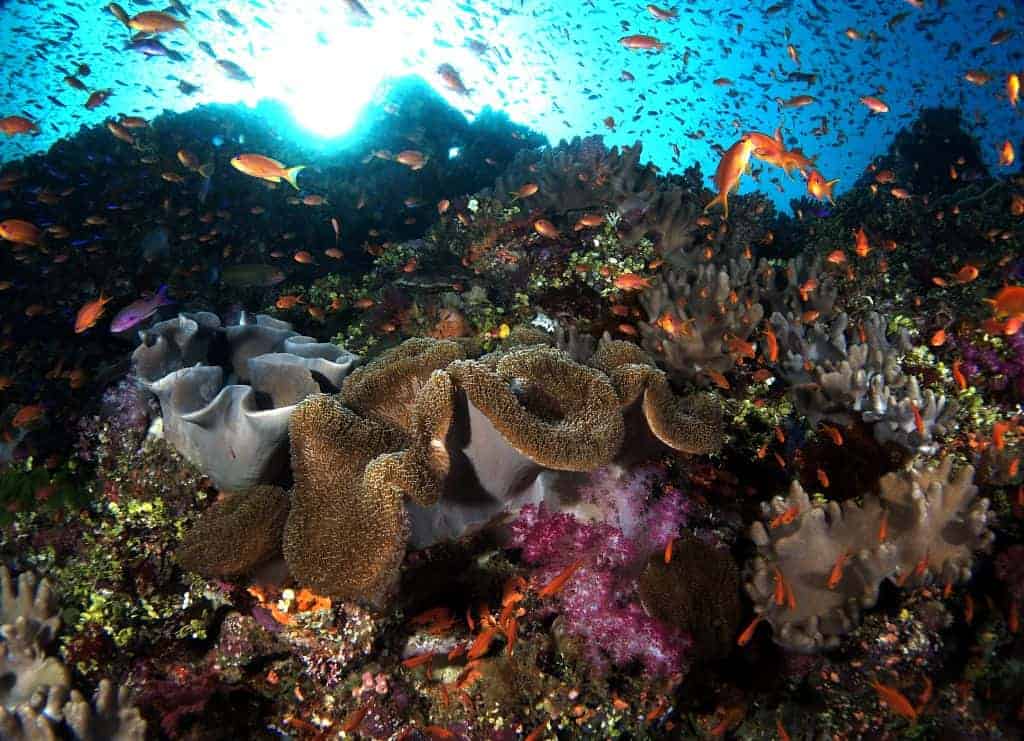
773 127 783 144
705 191 729 219
283 165 306 190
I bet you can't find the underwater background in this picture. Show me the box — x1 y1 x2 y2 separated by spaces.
0 0 1023 739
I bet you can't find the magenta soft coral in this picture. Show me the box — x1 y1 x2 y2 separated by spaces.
506 465 692 677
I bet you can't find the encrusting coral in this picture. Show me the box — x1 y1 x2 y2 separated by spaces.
745 459 994 652
181 332 723 607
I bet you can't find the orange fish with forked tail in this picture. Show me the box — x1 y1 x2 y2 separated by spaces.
805 169 839 203
75 293 113 333
705 136 756 219
230 154 306 189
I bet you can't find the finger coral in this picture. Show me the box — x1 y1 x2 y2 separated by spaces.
746 459 994 652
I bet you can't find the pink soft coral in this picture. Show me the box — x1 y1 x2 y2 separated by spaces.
507 465 692 676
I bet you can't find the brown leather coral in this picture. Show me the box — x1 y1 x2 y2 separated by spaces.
283 394 410 604
177 486 289 577
339 337 465 434
590 338 723 456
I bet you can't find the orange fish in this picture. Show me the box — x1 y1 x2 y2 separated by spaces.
619 34 665 51
613 272 651 291
870 680 918 723
827 551 849 589
965 69 991 85
704 368 731 390
952 265 979 283
991 285 1024 317
776 95 816 108
826 249 847 264
736 615 762 646
230 154 306 189
1008 73 1021 107
0 116 39 136
436 63 470 95
538 559 584 598
0 219 42 246
12 404 44 428
860 96 890 113
75 293 112 333
878 509 889 542
951 359 967 390
806 169 839 203
763 326 778 362
999 139 1015 167
128 10 186 33
512 182 539 200
930 329 946 346
820 423 843 446
533 219 559 239
769 503 800 528
646 4 678 20
705 137 756 219
745 128 784 159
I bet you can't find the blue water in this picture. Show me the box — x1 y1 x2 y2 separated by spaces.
0 0 1021 209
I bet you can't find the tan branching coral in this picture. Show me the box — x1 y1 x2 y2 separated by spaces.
0 569 145 739
177 486 290 577
745 459 993 652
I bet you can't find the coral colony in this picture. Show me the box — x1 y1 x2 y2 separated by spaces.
1 50 1023 741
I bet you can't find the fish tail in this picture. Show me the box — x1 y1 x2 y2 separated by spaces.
283 165 306 190
705 191 729 219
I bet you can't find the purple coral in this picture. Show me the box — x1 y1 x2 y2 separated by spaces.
955 327 1024 400
507 465 692 677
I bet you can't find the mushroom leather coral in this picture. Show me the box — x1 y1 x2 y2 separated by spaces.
745 459 993 652
223 334 723 604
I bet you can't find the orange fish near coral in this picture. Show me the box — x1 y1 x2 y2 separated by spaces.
806 170 839 203
230 154 306 189
705 137 756 219
870 680 918 723
75 293 112 333
991 285 1024 317
613 273 651 291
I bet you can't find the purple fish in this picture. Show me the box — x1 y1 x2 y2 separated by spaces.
109 286 174 334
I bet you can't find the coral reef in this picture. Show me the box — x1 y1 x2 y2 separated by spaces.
181 333 722 608
746 459 993 651
770 310 957 455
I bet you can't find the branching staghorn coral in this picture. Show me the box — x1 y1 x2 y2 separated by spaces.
770 310 957 455
180 334 723 606
745 459 994 652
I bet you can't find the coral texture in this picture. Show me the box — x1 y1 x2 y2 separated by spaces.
133 311 359 490
746 459 994 651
